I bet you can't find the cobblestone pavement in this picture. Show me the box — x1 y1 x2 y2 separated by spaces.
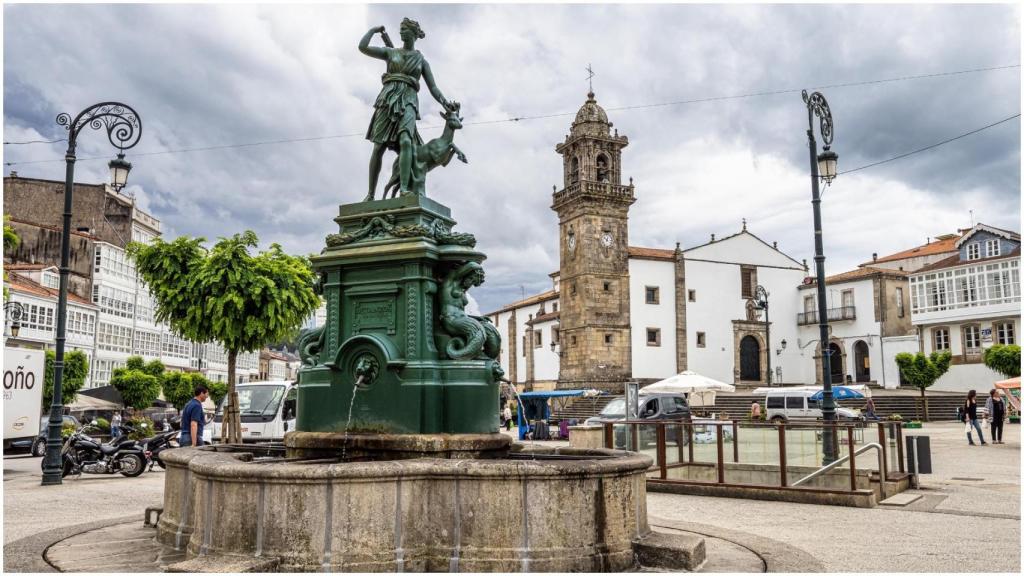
4 421 1019 572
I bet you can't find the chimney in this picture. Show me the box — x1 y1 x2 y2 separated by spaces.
710 233 716 242
872 253 877 262
773 241 778 249
926 237 930 244
9 171 17 178
802 259 808 271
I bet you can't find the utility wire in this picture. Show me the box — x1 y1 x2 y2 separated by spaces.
837 113 1020 176
3 63 1019 167
3 137 67 145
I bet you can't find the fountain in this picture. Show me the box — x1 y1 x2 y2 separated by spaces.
154 18 703 572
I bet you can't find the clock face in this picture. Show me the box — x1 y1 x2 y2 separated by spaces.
567 234 577 251
600 232 613 247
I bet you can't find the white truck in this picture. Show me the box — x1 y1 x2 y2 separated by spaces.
3 347 45 450
208 380 297 443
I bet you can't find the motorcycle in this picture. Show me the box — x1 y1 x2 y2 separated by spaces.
44 420 148 478
141 429 179 471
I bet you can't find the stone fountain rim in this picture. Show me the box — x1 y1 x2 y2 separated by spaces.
163 444 652 481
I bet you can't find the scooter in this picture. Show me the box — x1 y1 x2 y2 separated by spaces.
45 421 148 478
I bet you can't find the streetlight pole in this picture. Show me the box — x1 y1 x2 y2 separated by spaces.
802 89 839 465
754 285 771 386
41 103 141 486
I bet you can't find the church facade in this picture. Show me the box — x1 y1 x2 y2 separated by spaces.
487 91 812 391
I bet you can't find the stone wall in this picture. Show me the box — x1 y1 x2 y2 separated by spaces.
4 176 134 247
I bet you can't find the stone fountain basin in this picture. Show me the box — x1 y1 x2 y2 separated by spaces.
158 441 652 572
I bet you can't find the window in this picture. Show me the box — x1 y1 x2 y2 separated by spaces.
963 325 981 357
162 331 193 359
533 331 542 348
67 308 96 339
841 289 854 309
665 397 688 414
785 396 804 409
985 239 1000 257
604 333 613 345
18 302 56 333
741 266 756 299
96 285 135 319
804 295 815 313
996 322 1016 345
646 328 661 347
645 286 659 304
571 283 577 296
696 332 706 348
967 243 980 260
688 289 696 302
133 329 162 357
522 336 526 357
603 281 611 292
895 287 905 318
42 272 59 289
93 244 135 284
932 327 950 351
571 335 577 346
97 322 133 353
91 359 124 387
766 396 784 409
551 327 559 344
910 260 1019 314
552 303 558 312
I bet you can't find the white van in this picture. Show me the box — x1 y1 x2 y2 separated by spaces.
761 388 860 424
208 381 297 443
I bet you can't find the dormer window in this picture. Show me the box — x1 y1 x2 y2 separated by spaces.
985 239 1000 257
967 243 980 260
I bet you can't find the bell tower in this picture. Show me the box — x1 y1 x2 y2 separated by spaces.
551 91 635 390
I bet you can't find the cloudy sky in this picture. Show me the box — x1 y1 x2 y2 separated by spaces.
3 3 1020 313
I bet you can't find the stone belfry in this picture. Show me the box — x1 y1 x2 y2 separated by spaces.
551 91 635 390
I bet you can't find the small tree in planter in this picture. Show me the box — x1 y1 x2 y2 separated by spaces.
895 351 952 422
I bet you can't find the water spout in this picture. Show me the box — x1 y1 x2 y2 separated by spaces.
340 378 364 461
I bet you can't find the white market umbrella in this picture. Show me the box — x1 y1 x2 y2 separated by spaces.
641 371 735 407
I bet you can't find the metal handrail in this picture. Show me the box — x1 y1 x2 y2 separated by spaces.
791 442 886 499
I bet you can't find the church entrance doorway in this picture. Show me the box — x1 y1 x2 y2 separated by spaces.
828 342 845 383
854 340 870 382
740 336 761 381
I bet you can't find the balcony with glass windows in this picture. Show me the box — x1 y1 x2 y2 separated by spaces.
910 260 1021 324
796 306 856 326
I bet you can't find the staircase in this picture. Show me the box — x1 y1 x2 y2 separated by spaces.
551 395 618 422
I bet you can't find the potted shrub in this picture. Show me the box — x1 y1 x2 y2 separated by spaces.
904 419 923 429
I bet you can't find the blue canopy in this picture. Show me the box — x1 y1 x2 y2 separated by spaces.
514 390 606 439
809 386 865 401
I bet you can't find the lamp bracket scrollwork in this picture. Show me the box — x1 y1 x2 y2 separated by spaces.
56 102 143 152
801 90 834 147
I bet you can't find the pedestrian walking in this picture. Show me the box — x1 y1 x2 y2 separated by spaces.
750 400 761 422
110 412 122 438
985 389 1006 444
964 389 987 446
503 405 513 431
180 384 210 447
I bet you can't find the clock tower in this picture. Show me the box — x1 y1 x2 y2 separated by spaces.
551 91 635 390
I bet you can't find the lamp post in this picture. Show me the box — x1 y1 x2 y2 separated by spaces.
41 103 141 486
754 285 772 386
802 90 839 465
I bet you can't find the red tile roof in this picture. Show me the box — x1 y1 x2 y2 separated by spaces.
628 246 676 261
527 310 560 325
486 289 558 316
862 234 961 266
799 266 908 289
2 263 50 271
5 273 95 306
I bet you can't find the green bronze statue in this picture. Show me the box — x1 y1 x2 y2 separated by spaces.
440 261 501 360
360 18 458 201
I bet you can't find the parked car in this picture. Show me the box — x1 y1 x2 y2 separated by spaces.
6 415 82 456
763 389 860 424
584 393 692 448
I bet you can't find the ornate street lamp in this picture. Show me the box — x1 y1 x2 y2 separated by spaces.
754 285 772 386
42 103 141 486
4 301 26 340
802 89 839 465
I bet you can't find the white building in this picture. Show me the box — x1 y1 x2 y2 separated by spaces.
909 224 1020 392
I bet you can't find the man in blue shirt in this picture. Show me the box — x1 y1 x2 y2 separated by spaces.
180 384 210 447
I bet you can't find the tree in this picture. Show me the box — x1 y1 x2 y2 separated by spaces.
129 231 318 443
111 355 165 411
43 350 89 408
895 351 952 421
163 372 214 411
208 380 228 407
983 344 1021 378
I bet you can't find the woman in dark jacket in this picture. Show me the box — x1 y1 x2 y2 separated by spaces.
964 389 987 446
985 389 1006 444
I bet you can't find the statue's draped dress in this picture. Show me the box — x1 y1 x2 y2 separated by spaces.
366 49 425 151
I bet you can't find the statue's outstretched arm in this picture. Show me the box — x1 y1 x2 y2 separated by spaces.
359 26 388 60
421 60 449 108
